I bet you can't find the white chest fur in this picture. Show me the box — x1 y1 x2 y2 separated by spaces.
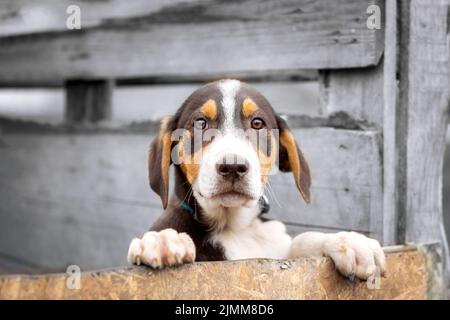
196 194 293 260
210 218 292 260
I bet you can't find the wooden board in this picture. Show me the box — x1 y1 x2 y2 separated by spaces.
380 0 399 246
320 64 385 128
318 0 398 246
0 126 382 273
0 246 429 299
397 0 450 245
0 81 321 124
0 0 384 86
0 0 206 36
0 133 157 273
318 1 385 128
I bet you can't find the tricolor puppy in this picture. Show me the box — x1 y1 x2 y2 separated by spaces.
128 79 386 280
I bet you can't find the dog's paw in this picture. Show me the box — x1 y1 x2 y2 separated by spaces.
323 231 386 280
127 228 196 268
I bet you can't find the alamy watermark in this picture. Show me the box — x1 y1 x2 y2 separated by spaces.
367 5 382 30
66 5 81 30
367 267 382 290
66 265 81 290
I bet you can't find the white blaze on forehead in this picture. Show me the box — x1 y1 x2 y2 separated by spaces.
218 79 241 132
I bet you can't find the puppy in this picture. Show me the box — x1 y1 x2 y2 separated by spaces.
128 79 386 280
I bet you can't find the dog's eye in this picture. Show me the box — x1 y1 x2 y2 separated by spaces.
251 117 265 130
194 118 208 130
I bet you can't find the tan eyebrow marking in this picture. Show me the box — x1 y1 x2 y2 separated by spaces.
242 98 259 117
200 99 217 120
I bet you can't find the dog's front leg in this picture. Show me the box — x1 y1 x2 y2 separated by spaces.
127 228 196 268
288 231 386 280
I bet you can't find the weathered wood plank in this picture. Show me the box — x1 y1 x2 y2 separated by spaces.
319 64 385 128
0 247 429 300
396 0 450 286
397 0 450 245
318 0 385 127
320 1 384 128
0 0 198 37
0 0 384 86
0 134 160 272
317 1 398 245
112 81 321 124
381 0 400 246
0 127 382 272
319 1 384 128
0 81 321 124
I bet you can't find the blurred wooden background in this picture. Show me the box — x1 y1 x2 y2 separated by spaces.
0 0 449 284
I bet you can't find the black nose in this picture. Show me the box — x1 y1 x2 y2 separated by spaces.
216 154 249 179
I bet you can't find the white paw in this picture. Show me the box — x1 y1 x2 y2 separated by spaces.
323 231 386 280
127 228 196 268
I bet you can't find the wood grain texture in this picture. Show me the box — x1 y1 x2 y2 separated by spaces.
0 0 198 36
318 1 398 246
320 64 385 128
381 0 400 246
0 0 384 86
0 134 156 272
0 127 382 272
318 1 385 128
110 81 322 123
396 0 450 287
0 247 428 299
0 81 321 124
397 0 450 244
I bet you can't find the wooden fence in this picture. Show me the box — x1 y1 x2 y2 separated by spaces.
0 0 449 297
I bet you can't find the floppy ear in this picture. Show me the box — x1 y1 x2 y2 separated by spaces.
276 115 311 204
149 116 173 209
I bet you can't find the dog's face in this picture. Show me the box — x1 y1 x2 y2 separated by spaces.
148 79 311 212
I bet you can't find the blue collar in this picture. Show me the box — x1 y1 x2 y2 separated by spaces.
180 201 198 221
180 196 269 221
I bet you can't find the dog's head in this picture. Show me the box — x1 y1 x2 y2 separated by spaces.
148 79 311 213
